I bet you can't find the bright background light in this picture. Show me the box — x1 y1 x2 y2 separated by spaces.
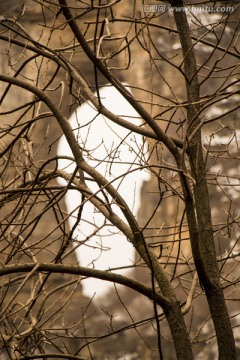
57 84 150 298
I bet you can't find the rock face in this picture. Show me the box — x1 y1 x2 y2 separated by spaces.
0 3 85 358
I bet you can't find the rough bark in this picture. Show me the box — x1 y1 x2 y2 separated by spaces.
171 1 236 358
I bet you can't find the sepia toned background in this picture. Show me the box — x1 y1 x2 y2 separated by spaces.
0 1 240 359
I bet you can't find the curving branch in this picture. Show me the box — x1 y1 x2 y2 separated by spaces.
0 33 179 144
0 262 170 308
